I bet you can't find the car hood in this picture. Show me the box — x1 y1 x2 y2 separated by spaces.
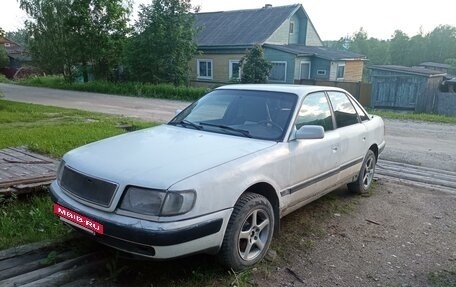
63 125 277 189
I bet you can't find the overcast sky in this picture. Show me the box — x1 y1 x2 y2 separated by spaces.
1 0 455 40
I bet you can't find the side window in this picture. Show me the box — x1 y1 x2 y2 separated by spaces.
327 92 359 128
351 98 370 121
295 92 333 131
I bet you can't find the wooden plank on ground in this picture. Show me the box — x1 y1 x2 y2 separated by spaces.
0 147 58 191
0 253 96 287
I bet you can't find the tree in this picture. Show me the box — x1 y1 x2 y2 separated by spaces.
390 30 411 66
426 25 456 64
240 45 272 84
445 58 456 75
0 27 9 68
5 29 28 47
65 0 132 81
19 0 131 81
0 46 8 68
349 28 369 55
125 0 198 85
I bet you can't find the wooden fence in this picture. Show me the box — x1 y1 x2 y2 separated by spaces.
296 79 372 107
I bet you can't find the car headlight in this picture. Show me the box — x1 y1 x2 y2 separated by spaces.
119 187 196 216
57 160 66 183
161 190 196 216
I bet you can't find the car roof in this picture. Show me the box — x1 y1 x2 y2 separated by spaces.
216 84 348 98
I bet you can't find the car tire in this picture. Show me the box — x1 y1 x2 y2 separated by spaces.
218 192 274 271
348 149 376 194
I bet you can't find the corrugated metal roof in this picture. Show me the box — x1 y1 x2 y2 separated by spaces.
370 65 446 77
264 44 366 60
195 4 300 46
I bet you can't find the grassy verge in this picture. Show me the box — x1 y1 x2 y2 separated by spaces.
17 75 207 101
428 270 456 287
0 74 12 84
0 99 154 249
368 109 456 124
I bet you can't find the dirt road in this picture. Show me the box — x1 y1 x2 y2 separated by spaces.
252 179 456 287
382 119 456 172
0 83 190 123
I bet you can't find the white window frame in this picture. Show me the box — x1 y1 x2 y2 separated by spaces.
317 70 327 76
4 43 10 47
197 59 213 80
336 63 345 80
229 60 241 80
269 61 287 83
289 21 295 34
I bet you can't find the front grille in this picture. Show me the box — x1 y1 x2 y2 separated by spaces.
60 166 118 207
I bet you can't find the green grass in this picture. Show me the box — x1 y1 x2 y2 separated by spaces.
0 99 155 249
0 74 12 84
0 193 71 250
0 99 152 157
368 109 456 124
428 270 456 287
17 75 208 101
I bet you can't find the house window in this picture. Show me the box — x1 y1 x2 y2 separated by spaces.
289 22 295 34
337 64 345 79
317 70 326 76
197 59 213 80
270 61 287 82
4 43 10 47
229 60 241 80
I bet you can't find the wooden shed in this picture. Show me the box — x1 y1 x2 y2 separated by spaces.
370 65 446 112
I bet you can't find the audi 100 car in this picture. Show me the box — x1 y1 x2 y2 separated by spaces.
50 84 385 270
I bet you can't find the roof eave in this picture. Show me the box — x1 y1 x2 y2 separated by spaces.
370 66 446 77
198 44 254 50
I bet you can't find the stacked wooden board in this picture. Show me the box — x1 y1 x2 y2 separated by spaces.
0 147 58 194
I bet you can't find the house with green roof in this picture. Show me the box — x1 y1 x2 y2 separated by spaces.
191 4 366 86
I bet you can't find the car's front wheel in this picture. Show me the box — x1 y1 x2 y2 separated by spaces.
348 149 376 194
218 192 274 271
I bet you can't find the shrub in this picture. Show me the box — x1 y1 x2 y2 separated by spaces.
18 76 207 101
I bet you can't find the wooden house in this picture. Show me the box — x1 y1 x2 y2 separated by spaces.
191 4 366 87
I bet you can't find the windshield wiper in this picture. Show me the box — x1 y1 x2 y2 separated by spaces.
170 119 203 130
199 122 251 138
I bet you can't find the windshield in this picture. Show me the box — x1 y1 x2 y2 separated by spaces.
169 89 297 141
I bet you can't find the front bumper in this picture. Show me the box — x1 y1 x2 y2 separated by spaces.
49 181 231 259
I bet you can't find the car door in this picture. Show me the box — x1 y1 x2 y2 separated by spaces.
326 91 368 183
284 92 341 208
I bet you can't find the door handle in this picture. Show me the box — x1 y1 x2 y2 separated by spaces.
332 146 338 152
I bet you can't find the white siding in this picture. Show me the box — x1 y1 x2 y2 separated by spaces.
329 61 345 81
266 20 290 44
305 20 323 46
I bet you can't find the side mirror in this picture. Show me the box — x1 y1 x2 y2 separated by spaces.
175 109 182 115
295 125 324 140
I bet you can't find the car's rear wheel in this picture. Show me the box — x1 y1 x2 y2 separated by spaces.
348 149 376 194
218 192 274 271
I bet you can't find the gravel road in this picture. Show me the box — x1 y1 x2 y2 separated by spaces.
0 83 190 123
382 118 456 172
